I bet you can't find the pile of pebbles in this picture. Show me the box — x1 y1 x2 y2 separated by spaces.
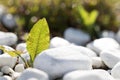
1 35 120 80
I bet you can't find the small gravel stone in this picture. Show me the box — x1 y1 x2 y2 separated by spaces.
3 76 12 80
16 43 27 53
11 72 21 80
92 57 107 69
0 31 18 46
15 64 25 72
1 66 14 75
50 37 71 48
16 68 49 80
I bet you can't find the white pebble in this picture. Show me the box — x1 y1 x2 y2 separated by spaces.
15 64 25 72
16 43 27 53
1 66 14 75
16 68 49 80
3 76 12 80
92 57 107 69
50 37 71 48
111 62 120 79
63 69 115 80
11 72 21 80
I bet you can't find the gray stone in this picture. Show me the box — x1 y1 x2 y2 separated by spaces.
1 14 17 30
63 69 115 80
87 38 120 55
0 31 18 46
64 28 90 45
16 68 49 80
34 45 92 79
50 37 71 48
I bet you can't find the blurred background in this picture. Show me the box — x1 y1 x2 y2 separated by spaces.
0 0 120 45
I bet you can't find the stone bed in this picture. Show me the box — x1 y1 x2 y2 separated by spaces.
1 31 120 80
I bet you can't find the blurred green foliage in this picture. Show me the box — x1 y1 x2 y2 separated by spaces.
0 0 120 39
77 5 99 39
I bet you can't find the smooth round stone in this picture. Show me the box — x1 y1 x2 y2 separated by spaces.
16 68 49 80
16 43 27 53
15 64 25 72
0 54 17 68
63 69 115 80
1 66 14 75
49 37 71 48
11 72 21 80
0 31 18 46
0 76 12 80
64 28 90 45
87 38 120 55
34 45 92 79
92 57 107 69
111 62 120 79
1 14 17 30
100 49 120 68
0 46 17 68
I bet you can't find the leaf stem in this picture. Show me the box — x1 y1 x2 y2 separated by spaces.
15 52 30 68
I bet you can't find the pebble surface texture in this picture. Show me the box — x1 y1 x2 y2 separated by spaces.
34 45 92 79
63 70 115 80
0 31 17 46
64 28 90 45
16 68 49 80
1 35 120 80
87 38 120 55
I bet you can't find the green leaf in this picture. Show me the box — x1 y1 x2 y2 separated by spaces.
78 5 89 23
0 45 20 57
78 5 98 26
26 18 50 63
89 10 99 26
